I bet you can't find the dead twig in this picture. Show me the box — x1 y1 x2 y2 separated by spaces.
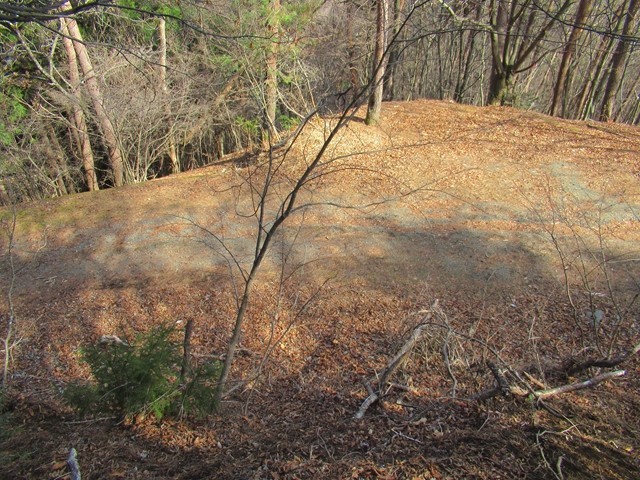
536 431 565 480
441 316 458 398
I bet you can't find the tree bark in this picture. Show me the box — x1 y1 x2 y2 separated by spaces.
60 17 99 191
383 0 405 101
454 1 484 103
158 17 180 174
62 5 125 187
600 0 639 121
264 0 281 143
550 0 593 117
366 0 389 125
346 1 361 104
487 0 510 105
487 0 572 106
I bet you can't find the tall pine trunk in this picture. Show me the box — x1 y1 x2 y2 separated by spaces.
60 18 99 191
158 18 180 174
62 6 125 187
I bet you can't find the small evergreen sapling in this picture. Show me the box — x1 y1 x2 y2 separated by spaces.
65 322 220 421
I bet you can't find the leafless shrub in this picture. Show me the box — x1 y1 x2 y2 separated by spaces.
529 181 640 359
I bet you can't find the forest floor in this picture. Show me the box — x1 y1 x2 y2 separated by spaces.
1 100 640 479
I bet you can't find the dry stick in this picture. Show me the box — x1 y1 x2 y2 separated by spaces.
67 448 81 480
442 316 458 398
180 319 194 383
568 342 640 376
523 371 547 390
471 370 626 402
354 389 380 420
425 314 631 402
487 361 510 395
354 301 438 419
533 370 625 400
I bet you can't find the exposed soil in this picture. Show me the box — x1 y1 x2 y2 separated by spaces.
1 100 640 479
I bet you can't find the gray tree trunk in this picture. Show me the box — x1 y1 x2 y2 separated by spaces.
550 0 593 117
366 0 389 125
600 0 639 121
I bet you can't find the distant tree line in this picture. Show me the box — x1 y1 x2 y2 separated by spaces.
0 0 638 202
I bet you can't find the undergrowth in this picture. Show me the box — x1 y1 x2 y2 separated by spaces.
64 323 221 421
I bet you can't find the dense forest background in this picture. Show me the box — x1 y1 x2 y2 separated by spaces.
1 0 639 203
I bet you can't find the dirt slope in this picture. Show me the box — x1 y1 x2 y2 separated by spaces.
5 100 640 298
1 100 640 479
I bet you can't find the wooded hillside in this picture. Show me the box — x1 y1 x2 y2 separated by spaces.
1 0 640 202
0 100 639 478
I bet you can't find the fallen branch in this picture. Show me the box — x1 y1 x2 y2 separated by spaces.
354 389 380 420
354 300 438 419
532 370 626 400
487 361 510 395
378 321 430 389
67 448 81 480
567 343 640 376
471 370 626 402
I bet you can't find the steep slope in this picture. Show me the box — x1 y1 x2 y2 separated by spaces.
1 100 639 479
3 100 640 298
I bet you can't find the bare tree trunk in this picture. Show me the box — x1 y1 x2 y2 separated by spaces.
550 0 593 117
383 0 405 100
158 17 180 174
487 0 572 106
366 0 389 125
574 0 626 119
577 36 614 119
487 0 510 105
60 17 99 191
454 1 484 103
62 7 125 187
213 271 256 407
600 0 639 121
45 125 74 196
347 1 361 104
264 0 281 143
